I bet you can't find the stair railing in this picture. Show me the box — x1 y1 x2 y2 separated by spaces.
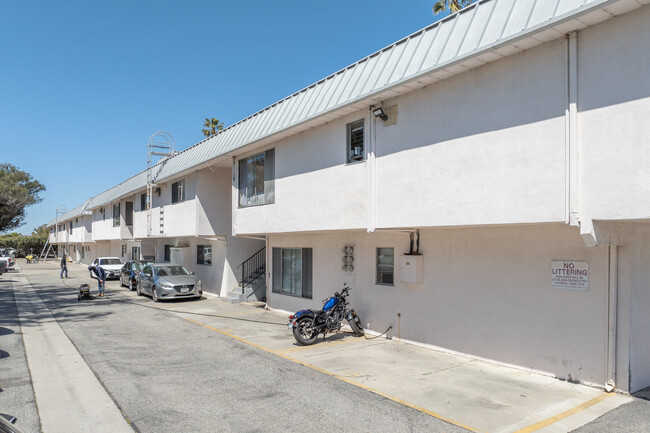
237 247 266 293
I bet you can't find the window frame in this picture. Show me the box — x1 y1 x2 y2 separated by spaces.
163 245 171 262
272 247 312 299
238 149 275 208
376 247 394 286
171 179 185 204
346 119 365 164
197 244 212 266
113 203 120 227
140 193 147 211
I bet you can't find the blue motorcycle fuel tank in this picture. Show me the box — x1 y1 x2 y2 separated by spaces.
323 296 340 311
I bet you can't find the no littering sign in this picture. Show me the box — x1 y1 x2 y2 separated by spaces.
551 260 589 291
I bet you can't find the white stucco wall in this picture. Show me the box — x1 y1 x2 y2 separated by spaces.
577 5 650 222
268 224 611 386
377 40 567 227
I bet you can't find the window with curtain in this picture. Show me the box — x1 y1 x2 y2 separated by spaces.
272 247 312 298
238 149 275 207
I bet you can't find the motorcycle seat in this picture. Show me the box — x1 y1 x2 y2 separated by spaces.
308 309 324 315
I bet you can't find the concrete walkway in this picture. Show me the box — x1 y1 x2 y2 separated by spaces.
11 264 133 433
16 259 634 432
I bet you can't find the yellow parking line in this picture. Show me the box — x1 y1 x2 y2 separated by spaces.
184 317 481 432
514 393 613 433
278 336 363 353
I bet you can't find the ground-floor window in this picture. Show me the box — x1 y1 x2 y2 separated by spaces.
272 247 312 298
131 246 141 260
197 245 212 265
164 245 171 262
376 247 394 285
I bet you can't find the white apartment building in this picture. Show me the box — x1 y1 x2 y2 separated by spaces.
48 165 264 298
50 0 650 393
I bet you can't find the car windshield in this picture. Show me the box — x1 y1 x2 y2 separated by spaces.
100 258 123 265
154 265 190 277
132 261 153 271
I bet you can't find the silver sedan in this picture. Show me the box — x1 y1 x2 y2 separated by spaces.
136 264 202 302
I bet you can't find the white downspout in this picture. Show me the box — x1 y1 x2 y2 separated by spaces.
606 245 618 392
368 108 377 233
566 32 579 227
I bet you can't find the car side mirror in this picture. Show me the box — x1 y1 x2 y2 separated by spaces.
190 271 195 275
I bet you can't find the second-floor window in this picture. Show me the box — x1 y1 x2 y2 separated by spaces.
140 193 146 211
172 180 185 203
238 149 274 207
113 203 120 227
69 221 72 234
346 119 365 163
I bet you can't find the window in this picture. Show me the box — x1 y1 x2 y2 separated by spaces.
172 180 185 203
197 245 212 265
121 244 127 256
346 119 365 163
81 246 85 259
164 245 171 262
272 248 312 298
113 203 120 227
69 221 73 234
238 149 275 207
376 248 394 285
140 193 147 211
125 202 133 225
131 246 140 260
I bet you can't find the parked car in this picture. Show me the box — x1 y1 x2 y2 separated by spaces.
136 264 202 302
90 257 124 279
0 261 6 275
120 260 154 291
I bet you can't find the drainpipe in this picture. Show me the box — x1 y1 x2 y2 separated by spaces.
605 245 618 392
368 107 377 233
566 32 579 227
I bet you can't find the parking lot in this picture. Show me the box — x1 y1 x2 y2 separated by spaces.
2 259 649 432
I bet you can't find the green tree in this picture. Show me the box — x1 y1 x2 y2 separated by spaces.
202 117 225 138
0 225 49 257
0 164 46 233
433 0 475 15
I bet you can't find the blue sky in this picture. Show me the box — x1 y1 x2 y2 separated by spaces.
1 0 447 234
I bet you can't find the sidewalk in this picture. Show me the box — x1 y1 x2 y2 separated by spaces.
21 259 633 432
11 262 133 433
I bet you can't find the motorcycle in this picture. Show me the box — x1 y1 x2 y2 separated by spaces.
288 285 364 345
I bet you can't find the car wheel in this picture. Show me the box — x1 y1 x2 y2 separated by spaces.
129 280 134 291
152 286 159 302
136 284 142 296
120 276 125 288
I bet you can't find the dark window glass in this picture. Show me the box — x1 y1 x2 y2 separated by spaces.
272 247 312 298
172 180 185 203
125 202 133 225
347 119 365 163
238 149 274 207
197 245 212 265
164 245 171 262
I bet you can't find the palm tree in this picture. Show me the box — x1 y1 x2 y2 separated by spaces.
433 0 475 15
202 118 224 138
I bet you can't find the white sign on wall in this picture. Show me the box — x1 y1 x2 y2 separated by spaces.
551 260 589 291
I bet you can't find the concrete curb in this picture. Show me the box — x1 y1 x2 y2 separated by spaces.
12 273 133 433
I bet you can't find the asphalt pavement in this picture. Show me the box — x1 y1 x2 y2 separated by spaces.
2 259 650 432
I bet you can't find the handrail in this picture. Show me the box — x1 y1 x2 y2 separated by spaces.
239 247 266 293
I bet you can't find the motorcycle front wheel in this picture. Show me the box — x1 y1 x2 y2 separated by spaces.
348 312 364 336
293 316 318 345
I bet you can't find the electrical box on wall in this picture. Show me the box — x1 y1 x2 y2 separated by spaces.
400 255 422 284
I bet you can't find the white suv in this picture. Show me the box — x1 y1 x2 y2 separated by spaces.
91 257 124 279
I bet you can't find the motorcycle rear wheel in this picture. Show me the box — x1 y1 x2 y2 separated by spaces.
349 313 364 336
293 316 318 345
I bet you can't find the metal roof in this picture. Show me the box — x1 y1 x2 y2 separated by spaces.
51 0 645 224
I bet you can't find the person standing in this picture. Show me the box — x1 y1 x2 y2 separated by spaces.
60 254 69 279
89 265 107 296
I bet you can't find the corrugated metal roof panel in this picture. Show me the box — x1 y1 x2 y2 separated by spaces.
61 0 634 214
